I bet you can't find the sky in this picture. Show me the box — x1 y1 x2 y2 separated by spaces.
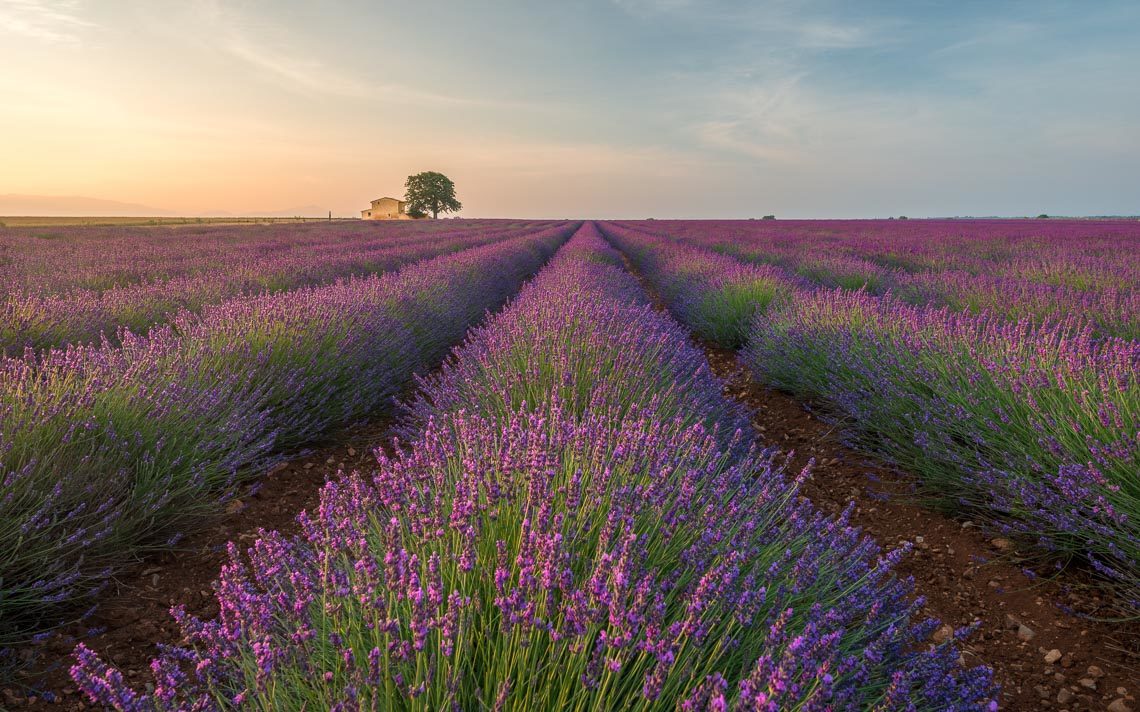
1 0 1138 218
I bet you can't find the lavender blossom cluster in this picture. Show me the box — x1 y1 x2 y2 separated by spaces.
747 288 1140 609
1 220 556 352
599 222 800 348
599 220 1140 611
619 218 1140 339
71 223 996 710
0 223 572 650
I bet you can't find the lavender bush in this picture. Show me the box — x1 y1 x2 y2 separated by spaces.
747 288 1140 610
0 223 573 649
0 220 553 352
599 222 798 348
70 224 996 710
597 221 1139 610
617 219 1140 339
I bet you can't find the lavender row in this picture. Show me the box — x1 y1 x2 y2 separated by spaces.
70 223 995 709
599 222 1140 611
0 223 574 650
616 219 1140 339
599 222 802 348
626 218 1140 289
0 219 546 295
1 220 555 352
746 289 1140 610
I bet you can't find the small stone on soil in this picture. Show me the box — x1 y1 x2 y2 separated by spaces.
932 624 954 643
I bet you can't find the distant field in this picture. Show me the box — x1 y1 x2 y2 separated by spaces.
0 215 341 227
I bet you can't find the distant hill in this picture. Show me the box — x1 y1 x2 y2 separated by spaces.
205 205 332 218
1 195 340 219
0 194 174 217
255 204 331 217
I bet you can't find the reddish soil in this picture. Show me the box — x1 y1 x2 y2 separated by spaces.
703 347 1140 712
6 420 398 710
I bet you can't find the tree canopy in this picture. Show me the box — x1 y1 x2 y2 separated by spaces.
404 171 462 219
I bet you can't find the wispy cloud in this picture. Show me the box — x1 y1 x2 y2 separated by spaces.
217 32 375 100
438 138 707 178
610 0 898 51
928 20 1041 58
4 0 1137 217
194 0 538 109
0 0 94 44
792 21 877 50
610 0 695 16
693 120 804 163
222 35 525 107
689 74 809 163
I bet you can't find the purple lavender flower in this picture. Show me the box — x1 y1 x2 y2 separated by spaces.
70 222 995 710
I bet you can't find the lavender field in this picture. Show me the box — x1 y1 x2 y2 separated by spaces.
602 219 1140 609
1 220 571 650
1 220 558 352
2 218 1137 709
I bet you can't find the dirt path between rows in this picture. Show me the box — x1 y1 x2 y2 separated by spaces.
704 347 1139 712
7 419 399 710
614 250 1139 711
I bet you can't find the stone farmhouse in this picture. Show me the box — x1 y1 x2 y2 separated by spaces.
361 197 410 220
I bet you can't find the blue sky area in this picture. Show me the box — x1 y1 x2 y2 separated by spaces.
1 0 1137 217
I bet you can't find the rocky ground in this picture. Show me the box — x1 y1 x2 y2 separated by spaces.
704 346 1139 712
